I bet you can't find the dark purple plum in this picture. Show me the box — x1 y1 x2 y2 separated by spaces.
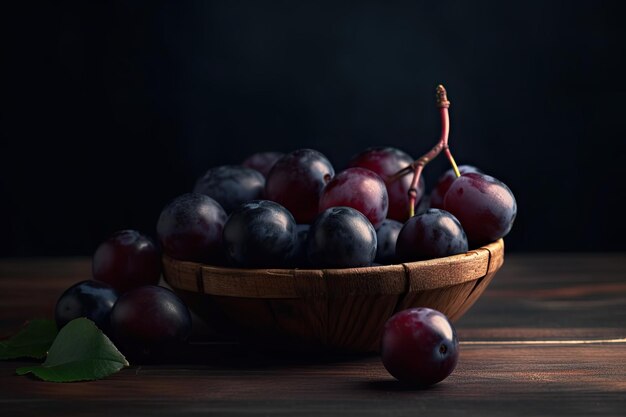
92 229 161 294
396 209 468 262
415 194 431 216
156 193 227 264
318 167 388 229
430 165 482 209
381 307 459 386
55 280 119 334
265 149 335 224
375 219 403 264
307 206 377 268
193 165 265 213
110 285 191 357
242 151 285 177
222 200 297 268
288 224 310 268
443 172 517 247
348 146 425 222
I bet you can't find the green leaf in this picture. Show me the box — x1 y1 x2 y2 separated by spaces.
16 318 129 382
0 319 58 360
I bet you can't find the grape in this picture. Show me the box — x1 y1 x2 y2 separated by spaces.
222 200 297 268
348 146 425 222
92 229 161 294
430 165 482 209
156 193 227 264
443 172 517 247
55 280 118 334
395 209 468 262
318 167 388 229
381 307 459 386
192 165 265 213
375 219 403 264
110 285 192 357
265 149 335 223
307 206 377 268
242 151 285 177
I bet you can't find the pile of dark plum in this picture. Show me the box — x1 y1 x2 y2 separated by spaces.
158 146 516 269
54 145 516 364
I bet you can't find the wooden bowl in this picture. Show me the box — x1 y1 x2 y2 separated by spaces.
163 239 504 354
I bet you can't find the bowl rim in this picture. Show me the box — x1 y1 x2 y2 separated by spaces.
163 239 504 299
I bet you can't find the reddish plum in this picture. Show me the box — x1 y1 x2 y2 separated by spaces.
110 285 191 357
381 307 459 386
430 165 482 209
443 172 516 247
265 149 334 223
318 167 388 229
92 229 161 293
348 147 424 222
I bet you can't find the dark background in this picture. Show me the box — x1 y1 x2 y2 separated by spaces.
2 1 625 257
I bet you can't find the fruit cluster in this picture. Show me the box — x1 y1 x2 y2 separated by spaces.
157 86 516 270
52 85 516 384
55 231 190 360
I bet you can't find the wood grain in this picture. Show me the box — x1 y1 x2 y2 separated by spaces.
1 251 625 416
161 240 505 352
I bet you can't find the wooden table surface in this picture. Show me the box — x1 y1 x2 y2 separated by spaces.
1 253 625 416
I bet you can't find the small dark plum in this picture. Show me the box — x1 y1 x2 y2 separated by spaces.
287 224 310 268
381 307 459 386
222 200 297 268
443 172 517 247
55 280 119 334
415 194 431 216
348 146 425 222
110 285 192 357
307 206 377 268
193 165 265 213
265 149 335 223
396 209 468 262
430 165 482 209
375 219 403 264
242 151 285 177
318 167 388 229
92 229 161 294
156 193 227 264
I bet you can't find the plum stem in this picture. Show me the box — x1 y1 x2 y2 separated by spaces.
390 84 461 217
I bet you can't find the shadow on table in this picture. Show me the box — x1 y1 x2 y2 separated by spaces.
123 339 377 369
